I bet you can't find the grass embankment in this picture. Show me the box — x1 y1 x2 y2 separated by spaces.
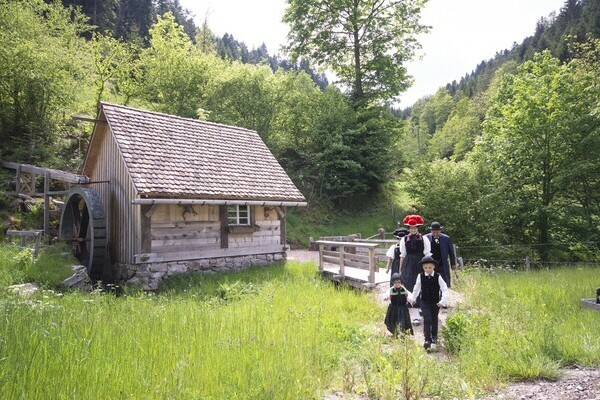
287 206 403 249
0 242 598 399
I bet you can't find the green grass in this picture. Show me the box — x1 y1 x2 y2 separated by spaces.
0 245 598 399
0 243 75 288
0 261 383 399
444 267 600 383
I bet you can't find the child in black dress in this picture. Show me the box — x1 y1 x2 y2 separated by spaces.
384 273 414 337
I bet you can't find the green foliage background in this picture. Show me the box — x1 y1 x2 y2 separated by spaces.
0 0 599 263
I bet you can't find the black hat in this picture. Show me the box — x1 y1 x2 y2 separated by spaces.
418 256 439 267
428 222 443 230
392 228 409 239
391 273 402 282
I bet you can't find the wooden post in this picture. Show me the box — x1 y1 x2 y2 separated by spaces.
140 205 152 253
339 245 345 277
279 206 286 247
15 164 21 195
318 243 324 272
43 172 50 236
219 205 228 249
525 256 531 271
368 247 376 283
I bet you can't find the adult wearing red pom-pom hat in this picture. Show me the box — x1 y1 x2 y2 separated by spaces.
398 215 432 299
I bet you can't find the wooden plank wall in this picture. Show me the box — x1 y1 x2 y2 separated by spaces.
83 115 140 265
149 204 281 255
151 204 220 253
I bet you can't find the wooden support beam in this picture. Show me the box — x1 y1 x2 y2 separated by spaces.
43 171 50 236
219 205 228 249
15 164 21 195
140 205 152 253
339 245 345 277
279 206 286 247
2 160 89 184
368 247 376 284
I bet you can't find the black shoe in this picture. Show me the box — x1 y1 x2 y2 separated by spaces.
423 341 431 350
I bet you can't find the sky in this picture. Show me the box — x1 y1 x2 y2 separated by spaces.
179 0 567 107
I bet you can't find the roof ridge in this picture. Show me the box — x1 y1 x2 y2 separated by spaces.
100 102 259 134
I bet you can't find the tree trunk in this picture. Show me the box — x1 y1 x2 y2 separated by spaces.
352 0 364 103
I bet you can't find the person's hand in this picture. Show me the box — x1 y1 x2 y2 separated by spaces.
451 264 457 270
384 296 390 301
409 300 415 306
386 268 390 274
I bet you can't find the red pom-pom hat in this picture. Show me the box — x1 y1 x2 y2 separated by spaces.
402 214 424 227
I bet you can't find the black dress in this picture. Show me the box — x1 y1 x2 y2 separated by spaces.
400 234 425 292
384 286 414 336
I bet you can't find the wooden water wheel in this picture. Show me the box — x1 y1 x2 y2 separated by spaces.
59 187 107 281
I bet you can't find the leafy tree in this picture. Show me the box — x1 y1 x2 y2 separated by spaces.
90 33 140 106
284 0 429 104
476 50 600 262
138 13 217 117
0 0 91 166
204 63 281 142
408 160 509 252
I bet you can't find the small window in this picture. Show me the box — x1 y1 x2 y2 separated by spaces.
227 205 250 225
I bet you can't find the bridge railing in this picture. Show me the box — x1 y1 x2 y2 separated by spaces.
315 240 380 284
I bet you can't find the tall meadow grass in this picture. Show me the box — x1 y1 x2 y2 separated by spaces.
0 261 380 399
445 267 600 383
0 251 598 399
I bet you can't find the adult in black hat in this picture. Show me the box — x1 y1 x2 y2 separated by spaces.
408 256 449 350
425 221 457 288
384 228 409 285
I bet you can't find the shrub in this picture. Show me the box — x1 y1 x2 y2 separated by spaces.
442 312 471 354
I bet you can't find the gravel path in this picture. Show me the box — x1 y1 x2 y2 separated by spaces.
287 250 600 399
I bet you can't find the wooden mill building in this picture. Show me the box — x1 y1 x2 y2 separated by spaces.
84 102 306 288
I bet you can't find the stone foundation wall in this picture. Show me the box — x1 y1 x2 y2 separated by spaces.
118 252 286 290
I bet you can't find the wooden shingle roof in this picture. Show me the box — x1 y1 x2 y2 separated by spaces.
98 102 305 202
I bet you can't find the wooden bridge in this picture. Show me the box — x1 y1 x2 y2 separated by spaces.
315 237 397 289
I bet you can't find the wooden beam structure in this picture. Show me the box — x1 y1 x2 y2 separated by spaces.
2 161 89 184
2 160 91 236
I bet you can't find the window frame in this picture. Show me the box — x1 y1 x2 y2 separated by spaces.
227 204 251 226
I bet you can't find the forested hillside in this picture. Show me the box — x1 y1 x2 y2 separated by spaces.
0 0 598 264
397 0 599 263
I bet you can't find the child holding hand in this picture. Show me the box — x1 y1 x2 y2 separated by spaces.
408 256 449 350
384 273 414 337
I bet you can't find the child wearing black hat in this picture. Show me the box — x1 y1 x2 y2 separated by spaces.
408 256 449 350
384 273 414 337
